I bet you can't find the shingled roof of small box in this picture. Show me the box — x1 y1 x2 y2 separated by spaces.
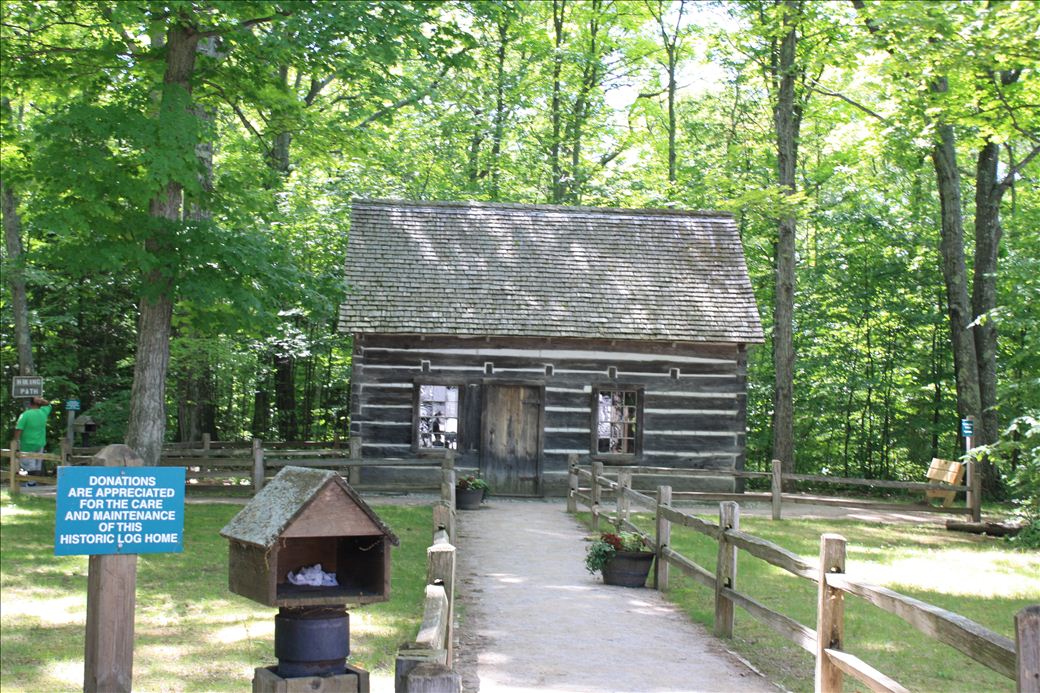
338 199 764 344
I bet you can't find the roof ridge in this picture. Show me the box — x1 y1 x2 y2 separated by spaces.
351 197 733 219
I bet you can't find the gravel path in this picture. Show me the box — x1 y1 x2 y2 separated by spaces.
452 498 776 693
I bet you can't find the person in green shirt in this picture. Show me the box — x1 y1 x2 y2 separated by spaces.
13 396 52 475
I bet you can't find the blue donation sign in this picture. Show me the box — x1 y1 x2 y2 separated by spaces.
55 467 185 556
961 418 974 438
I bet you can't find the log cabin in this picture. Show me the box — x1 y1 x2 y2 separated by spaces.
338 199 763 495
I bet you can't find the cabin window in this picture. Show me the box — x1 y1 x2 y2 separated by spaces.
417 385 459 450
594 389 639 454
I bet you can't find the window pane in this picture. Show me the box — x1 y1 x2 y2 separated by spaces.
418 385 460 450
596 389 638 454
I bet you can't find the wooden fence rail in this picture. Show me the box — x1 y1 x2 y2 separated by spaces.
7 437 462 497
3 440 65 495
568 461 1036 692
395 476 461 693
568 457 980 524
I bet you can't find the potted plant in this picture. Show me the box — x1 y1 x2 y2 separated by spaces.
455 474 489 510
584 531 654 588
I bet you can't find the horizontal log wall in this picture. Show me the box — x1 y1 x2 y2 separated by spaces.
351 334 749 490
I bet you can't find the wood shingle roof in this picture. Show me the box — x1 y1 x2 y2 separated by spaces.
220 466 399 549
338 199 764 344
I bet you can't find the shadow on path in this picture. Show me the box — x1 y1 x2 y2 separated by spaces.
453 498 776 693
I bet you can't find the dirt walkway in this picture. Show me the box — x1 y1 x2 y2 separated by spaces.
452 498 776 693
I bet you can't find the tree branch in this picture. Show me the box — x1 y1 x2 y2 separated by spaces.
197 14 284 39
808 81 887 122
637 87 668 99
998 143 1040 195
202 79 272 158
355 47 471 129
988 70 1039 143
303 75 334 107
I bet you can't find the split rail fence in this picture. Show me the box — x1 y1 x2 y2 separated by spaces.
395 459 462 693
568 460 1039 693
567 457 982 524
5 435 459 497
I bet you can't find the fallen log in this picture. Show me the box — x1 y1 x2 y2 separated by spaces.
945 520 1024 537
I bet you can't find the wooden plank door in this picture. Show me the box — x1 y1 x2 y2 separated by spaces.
481 385 542 496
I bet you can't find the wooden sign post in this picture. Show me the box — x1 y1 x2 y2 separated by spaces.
55 444 185 693
961 417 981 522
83 445 143 693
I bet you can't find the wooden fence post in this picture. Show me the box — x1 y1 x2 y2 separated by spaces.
815 533 847 693
251 438 264 493
201 433 211 452
441 453 456 507
1017 605 1040 693
968 459 982 523
400 663 460 692
84 444 143 693
617 469 631 524
654 485 672 591
349 436 362 487
591 460 603 532
432 502 456 545
714 501 739 638
8 439 19 496
427 532 456 667
566 454 578 513
771 459 783 521
61 437 71 467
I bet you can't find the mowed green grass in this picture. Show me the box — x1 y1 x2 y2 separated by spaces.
1 491 432 692
586 511 1038 693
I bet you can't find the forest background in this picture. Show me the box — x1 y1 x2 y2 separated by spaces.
1 1 1037 510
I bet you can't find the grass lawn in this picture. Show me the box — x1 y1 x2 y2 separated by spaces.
1 491 432 692
588 511 1038 693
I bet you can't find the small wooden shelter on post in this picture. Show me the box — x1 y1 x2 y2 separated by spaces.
221 466 399 607
338 200 764 495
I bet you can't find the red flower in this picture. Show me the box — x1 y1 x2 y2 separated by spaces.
601 533 623 550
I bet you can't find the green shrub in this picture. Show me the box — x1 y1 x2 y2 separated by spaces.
985 414 1040 549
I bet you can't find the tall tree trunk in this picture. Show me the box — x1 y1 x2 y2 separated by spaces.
1 98 33 376
881 335 895 478
126 24 199 466
861 319 875 477
200 362 216 438
649 0 685 184
174 100 215 444
930 298 944 460
176 372 201 443
467 113 484 183
930 103 984 449
564 1 602 203
1 181 33 376
258 70 300 441
252 370 271 437
490 13 512 200
972 140 1000 447
770 1 801 481
300 334 316 440
274 354 297 441
549 0 565 203
666 50 677 183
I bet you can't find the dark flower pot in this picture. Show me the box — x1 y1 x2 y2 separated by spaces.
456 487 485 510
601 550 654 588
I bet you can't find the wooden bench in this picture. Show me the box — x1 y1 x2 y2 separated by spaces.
926 458 963 507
